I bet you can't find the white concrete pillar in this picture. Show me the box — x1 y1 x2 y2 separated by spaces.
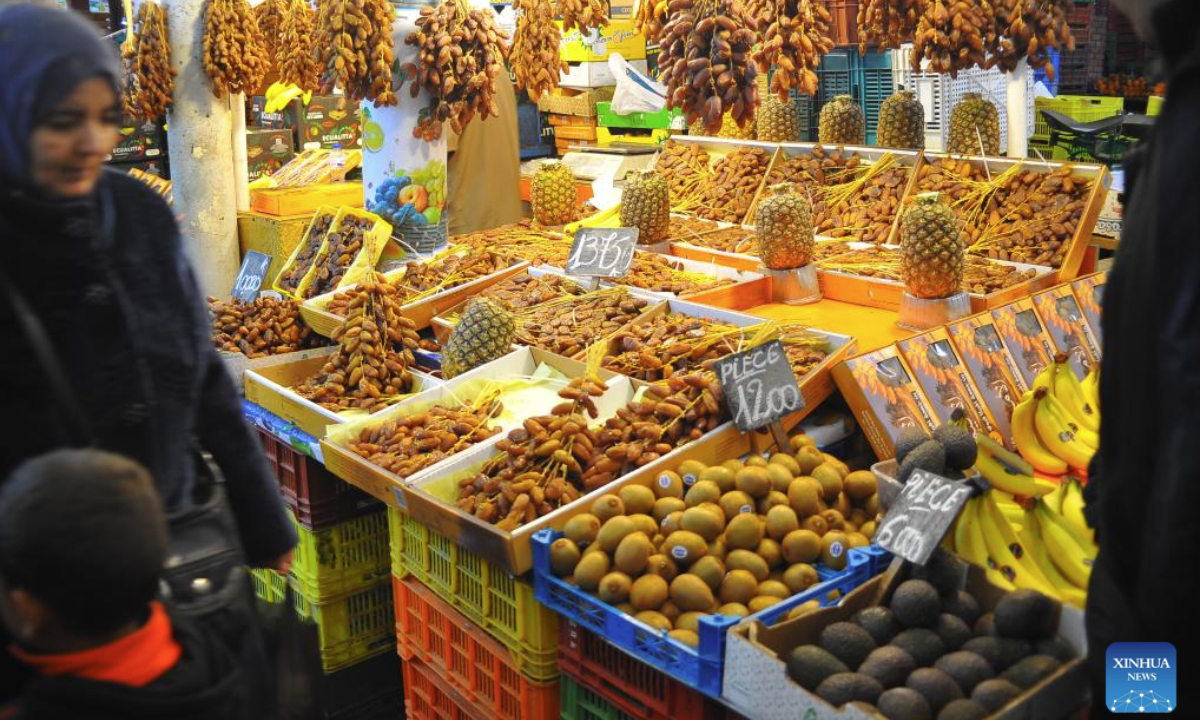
1007 61 1029 159
231 92 250 211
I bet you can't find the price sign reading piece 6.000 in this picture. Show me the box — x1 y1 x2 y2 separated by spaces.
714 340 805 433
231 250 273 302
566 227 639 278
874 469 974 565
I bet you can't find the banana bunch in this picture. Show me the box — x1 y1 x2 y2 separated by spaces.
565 204 623 234
1011 354 1100 474
949 481 1095 608
264 81 312 114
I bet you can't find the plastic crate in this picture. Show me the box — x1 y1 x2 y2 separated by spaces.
558 620 725 720
251 567 289 605
532 528 891 696
257 427 381 530
387 508 559 681
319 652 403 719
403 657 479 720
561 672 635 720
290 509 391 602
1032 95 1125 141
394 576 559 718
291 577 396 672
857 50 894 145
825 0 858 46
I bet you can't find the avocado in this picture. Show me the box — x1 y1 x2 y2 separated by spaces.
854 606 902 645
970 678 1022 713
877 686 933 720
933 651 996 694
819 621 878 669
895 427 932 465
1034 635 1077 662
972 613 996 637
1000 654 1061 689
933 422 977 471
906 668 964 715
933 614 973 651
911 549 962 597
898 441 946 483
890 580 942 629
936 698 988 720
859 646 917 689
942 590 982 628
993 589 1060 640
785 645 849 691
815 672 884 707
890 629 947 668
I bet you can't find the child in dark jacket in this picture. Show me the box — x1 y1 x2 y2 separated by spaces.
0 449 251 720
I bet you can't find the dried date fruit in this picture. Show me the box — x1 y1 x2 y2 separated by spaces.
208 296 325 357
754 0 835 100
203 0 271 97
511 0 566 102
695 148 771 223
314 0 396 105
121 1 175 119
278 212 337 294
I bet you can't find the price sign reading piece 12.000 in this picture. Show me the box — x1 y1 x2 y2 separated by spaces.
874 469 974 565
231 250 272 302
714 340 805 433
566 227 639 278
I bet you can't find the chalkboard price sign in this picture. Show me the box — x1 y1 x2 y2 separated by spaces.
231 250 273 301
874 469 975 565
714 340 805 433
566 227 638 278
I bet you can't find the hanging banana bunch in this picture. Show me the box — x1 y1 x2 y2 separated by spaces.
203 0 271 96
754 0 835 100
511 0 566 102
278 0 319 92
856 0 922 53
314 0 397 105
911 0 994 77
121 0 175 119
990 0 1074 78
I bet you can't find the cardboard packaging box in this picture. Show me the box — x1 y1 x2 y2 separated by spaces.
947 312 1028 449
558 19 647 62
832 345 938 460
1071 272 1106 356
246 128 296 180
990 299 1059 391
559 58 650 89
609 0 635 16
110 120 166 163
249 95 293 130
1032 285 1098 378
111 157 170 179
896 328 1003 444
296 95 362 149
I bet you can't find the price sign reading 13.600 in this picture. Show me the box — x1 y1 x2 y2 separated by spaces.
566 227 639 278
714 340 805 433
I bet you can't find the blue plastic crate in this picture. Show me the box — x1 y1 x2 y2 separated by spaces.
856 51 894 145
532 528 891 697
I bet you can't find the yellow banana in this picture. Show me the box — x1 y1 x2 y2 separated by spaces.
1041 391 1099 450
567 203 622 233
975 448 1054 497
957 498 1017 591
1043 478 1067 514
1034 390 1096 469
1036 500 1094 587
1032 364 1055 393
1060 478 1096 549
978 492 1058 596
1080 368 1101 413
1021 508 1087 604
1011 393 1069 475
1052 355 1100 433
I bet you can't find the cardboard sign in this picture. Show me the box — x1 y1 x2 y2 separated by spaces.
714 340 805 433
566 227 638 277
232 251 273 301
874 469 973 565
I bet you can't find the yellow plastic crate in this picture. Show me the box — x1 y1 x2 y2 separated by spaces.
290 509 391 602
291 577 396 673
1032 95 1125 142
250 567 288 604
387 508 559 682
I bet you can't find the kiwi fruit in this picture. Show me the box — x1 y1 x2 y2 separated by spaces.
812 464 844 501
745 455 769 468
905 667 964 714
790 433 816 450
630 574 669 611
820 621 878 668
717 602 750 617
725 549 770 582
697 502 726 522
681 507 725 541
748 596 783 612
653 497 687 522
719 569 759 605
757 491 790 515
765 463 795 493
934 651 996 694
783 563 820 593
877 687 932 720
662 530 707 565
823 454 849 477
860 645 918 689
677 460 707 487
660 511 684 536
675 611 704 633
781 529 821 564
785 600 822 621
719 491 757 522
860 520 877 540
819 531 849 570
834 493 852 518
800 514 829 537
684 480 722 507
766 506 801 541
820 509 846 531
574 552 610 592
651 470 685 499
787 477 822 516
796 445 825 474
846 532 870 549
816 672 884 706
844 470 878 502
669 573 715 612
629 514 658 538
786 645 848 691
549 538 581 577
769 453 802 477
592 495 626 523
756 538 784 568
707 538 727 562
635 610 673 632
721 459 745 475
596 516 637 553
756 580 791 599
564 513 601 545
697 466 735 493
659 600 682 621
614 533 653 575
725 513 764 550
864 494 882 517
597 571 632 604
620 485 656 516
669 629 699 646
690 555 726 591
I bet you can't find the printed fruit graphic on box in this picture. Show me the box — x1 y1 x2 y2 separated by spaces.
360 89 449 232
368 159 446 228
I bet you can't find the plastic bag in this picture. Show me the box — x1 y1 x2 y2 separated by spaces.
609 53 666 115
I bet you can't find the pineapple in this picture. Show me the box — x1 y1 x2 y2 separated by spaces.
620 171 670 244
755 184 813 270
757 93 803 143
876 90 925 149
947 92 1000 156
442 297 516 378
900 194 963 300
818 95 865 145
690 112 756 139
531 161 576 226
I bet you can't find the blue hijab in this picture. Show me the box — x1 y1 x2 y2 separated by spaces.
0 5 122 189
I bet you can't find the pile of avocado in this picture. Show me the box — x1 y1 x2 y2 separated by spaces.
895 412 978 484
784 550 1077 720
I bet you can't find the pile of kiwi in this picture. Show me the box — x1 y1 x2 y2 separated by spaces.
784 551 1078 720
547 434 883 647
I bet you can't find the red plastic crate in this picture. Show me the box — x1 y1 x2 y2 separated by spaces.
394 576 559 720
403 657 482 720
557 620 725 720
257 428 380 530
827 0 859 47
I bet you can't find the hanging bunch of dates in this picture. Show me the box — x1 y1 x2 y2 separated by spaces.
314 0 397 105
634 0 669 44
254 0 285 65
406 0 509 141
202 0 271 96
910 0 996 76
511 0 566 102
990 0 1075 77
856 0 921 53
121 1 175 119
560 0 610 34
277 0 320 92
658 0 760 134
754 0 835 100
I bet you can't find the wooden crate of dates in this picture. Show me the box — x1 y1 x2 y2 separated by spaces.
657 137 776 225
273 207 339 298
208 295 332 389
296 207 392 300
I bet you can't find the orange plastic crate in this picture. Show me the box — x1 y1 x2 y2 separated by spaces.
394 576 559 720
402 658 478 720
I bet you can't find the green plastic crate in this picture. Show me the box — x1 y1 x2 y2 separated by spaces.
387 508 558 682
250 567 288 604
291 577 396 673
559 674 634 720
290 509 391 602
1032 95 1125 142
596 102 681 130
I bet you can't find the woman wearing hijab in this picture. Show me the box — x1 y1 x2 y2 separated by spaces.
0 0 295 631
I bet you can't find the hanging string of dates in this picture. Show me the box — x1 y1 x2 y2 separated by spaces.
910 0 995 76
633 0 668 45
511 0 566 102
754 0 835 100
856 0 921 54
658 0 760 134
559 0 609 34
253 0 286 67
405 0 509 141
121 0 175 119
314 0 397 105
202 0 271 96
990 0 1075 78
278 0 320 91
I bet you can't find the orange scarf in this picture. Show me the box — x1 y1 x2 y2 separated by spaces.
11 602 181 687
